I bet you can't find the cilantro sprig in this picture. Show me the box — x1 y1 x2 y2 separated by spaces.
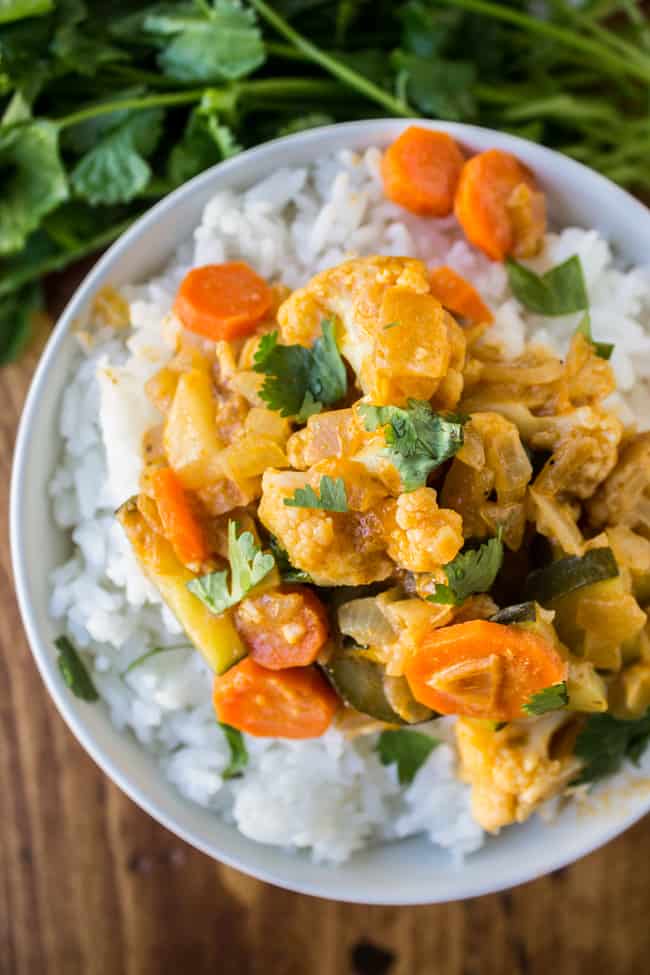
253 320 347 421
267 535 312 584
377 729 439 786
428 529 504 606
187 520 274 615
284 475 348 512
219 723 248 779
575 314 614 361
506 255 589 317
574 708 650 785
522 681 569 716
359 399 466 492
55 635 98 702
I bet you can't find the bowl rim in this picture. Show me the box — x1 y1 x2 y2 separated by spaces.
10 118 650 904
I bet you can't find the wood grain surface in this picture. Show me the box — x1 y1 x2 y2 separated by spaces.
2 265 650 975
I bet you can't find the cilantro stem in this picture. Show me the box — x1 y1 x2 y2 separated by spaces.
0 218 137 297
548 0 650 67
240 78 348 102
249 0 416 118
55 91 206 130
266 40 312 62
54 79 347 132
436 0 650 84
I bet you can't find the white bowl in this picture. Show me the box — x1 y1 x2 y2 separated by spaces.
11 119 650 904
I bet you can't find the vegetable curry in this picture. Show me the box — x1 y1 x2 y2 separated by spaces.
117 129 650 831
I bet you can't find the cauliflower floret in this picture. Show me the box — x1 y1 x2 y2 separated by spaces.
277 256 465 407
381 487 463 573
456 715 582 832
258 462 392 586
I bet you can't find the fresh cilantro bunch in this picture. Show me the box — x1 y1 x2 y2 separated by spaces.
187 519 275 614
427 529 503 605
360 399 466 492
253 321 347 420
2 0 650 362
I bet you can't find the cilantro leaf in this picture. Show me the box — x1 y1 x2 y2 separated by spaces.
284 475 348 512
399 0 461 58
187 520 275 615
309 318 348 404
522 681 569 716
122 644 190 677
359 399 466 492
267 534 313 583
55 635 98 701
574 708 650 785
0 279 42 363
50 0 125 76
507 255 589 316
377 729 438 785
391 50 476 121
167 106 240 187
0 120 68 255
70 109 164 205
253 320 347 419
575 313 614 361
0 0 53 25
428 530 504 605
219 722 248 779
134 0 265 83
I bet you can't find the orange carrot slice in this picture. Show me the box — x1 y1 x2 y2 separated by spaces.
429 266 494 324
234 587 329 670
404 620 567 722
213 658 339 738
381 126 465 217
151 467 209 566
174 261 273 341
454 149 545 261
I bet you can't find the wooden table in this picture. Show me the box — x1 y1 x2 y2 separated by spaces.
2 266 650 975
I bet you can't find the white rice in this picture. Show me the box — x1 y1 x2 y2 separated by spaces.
49 146 650 864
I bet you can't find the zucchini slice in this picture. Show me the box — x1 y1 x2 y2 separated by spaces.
524 548 619 606
325 647 434 725
490 601 537 625
117 498 246 674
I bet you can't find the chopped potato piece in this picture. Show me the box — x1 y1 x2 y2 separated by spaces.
164 369 224 490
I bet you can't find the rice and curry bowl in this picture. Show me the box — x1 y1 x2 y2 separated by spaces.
47 127 650 864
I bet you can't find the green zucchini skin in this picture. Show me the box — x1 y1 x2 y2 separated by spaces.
325 651 406 724
490 601 538 624
524 548 619 606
